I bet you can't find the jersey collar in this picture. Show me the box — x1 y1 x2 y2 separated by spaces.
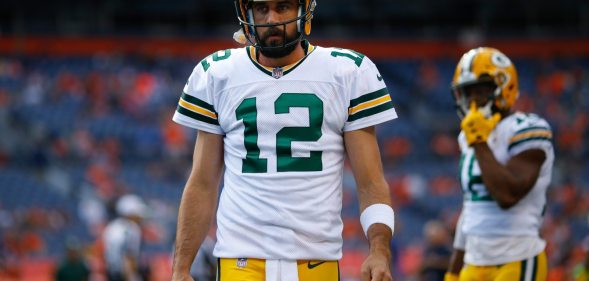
246 40 315 79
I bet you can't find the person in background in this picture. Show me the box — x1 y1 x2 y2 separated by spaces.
103 194 148 281
420 220 451 281
54 238 91 281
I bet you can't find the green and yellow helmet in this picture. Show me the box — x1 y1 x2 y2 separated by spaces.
234 0 316 51
451 47 519 118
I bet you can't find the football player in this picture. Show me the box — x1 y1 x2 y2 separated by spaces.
170 0 397 280
444 47 554 281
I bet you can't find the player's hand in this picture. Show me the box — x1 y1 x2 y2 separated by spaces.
360 250 393 281
461 102 501 146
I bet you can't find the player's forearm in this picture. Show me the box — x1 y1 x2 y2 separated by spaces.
173 131 223 276
173 180 218 274
357 180 392 210
367 224 392 261
360 181 393 259
356 180 394 267
472 143 525 208
344 127 392 209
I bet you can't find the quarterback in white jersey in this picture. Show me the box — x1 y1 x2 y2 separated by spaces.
445 47 553 281
171 1 397 281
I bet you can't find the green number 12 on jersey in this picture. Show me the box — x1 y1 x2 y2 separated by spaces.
236 93 323 173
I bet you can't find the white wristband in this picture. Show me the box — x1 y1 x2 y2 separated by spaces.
360 204 395 236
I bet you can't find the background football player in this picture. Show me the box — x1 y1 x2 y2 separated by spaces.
444 47 554 281
171 0 397 280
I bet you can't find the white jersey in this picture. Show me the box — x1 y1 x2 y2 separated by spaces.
103 218 142 274
457 112 554 265
173 41 397 260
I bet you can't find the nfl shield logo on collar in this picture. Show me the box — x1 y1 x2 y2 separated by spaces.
272 67 284 79
237 258 248 268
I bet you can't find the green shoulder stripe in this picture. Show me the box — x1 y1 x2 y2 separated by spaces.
514 126 551 135
176 105 219 126
508 137 552 150
181 92 216 113
347 102 393 122
349 88 389 107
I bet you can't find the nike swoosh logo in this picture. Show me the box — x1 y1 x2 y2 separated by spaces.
307 261 326 269
377 74 383 81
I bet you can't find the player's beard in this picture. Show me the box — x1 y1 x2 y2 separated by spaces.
258 26 299 58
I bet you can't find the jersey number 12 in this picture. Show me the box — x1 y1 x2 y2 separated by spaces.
236 93 323 173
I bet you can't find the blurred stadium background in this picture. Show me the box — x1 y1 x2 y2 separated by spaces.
0 0 588 280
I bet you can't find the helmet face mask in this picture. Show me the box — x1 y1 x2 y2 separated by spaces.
451 47 519 119
234 0 316 56
452 79 498 118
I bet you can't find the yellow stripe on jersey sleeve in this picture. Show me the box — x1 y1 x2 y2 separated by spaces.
176 92 219 125
347 88 394 122
508 127 552 150
509 130 552 143
348 95 392 115
178 99 217 120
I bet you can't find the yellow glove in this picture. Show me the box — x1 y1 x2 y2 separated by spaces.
444 272 459 281
461 102 501 146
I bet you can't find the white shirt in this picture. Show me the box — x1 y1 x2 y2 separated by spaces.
173 42 397 260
